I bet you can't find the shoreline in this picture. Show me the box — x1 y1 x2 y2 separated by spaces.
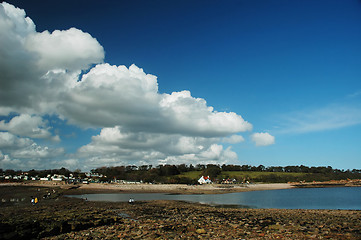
291 180 361 188
2 180 360 196
73 182 294 194
1 182 294 194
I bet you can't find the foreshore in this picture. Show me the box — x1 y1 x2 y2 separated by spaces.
2 181 294 194
1 184 361 239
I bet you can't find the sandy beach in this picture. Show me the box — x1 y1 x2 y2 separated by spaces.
6 181 294 194
72 182 294 194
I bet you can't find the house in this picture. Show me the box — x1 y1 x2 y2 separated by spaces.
51 174 66 181
198 176 212 184
221 178 237 184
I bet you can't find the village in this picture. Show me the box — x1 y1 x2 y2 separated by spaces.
0 171 104 184
0 171 241 186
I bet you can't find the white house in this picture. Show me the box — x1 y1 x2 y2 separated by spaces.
51 175 65 181
198 176 212 184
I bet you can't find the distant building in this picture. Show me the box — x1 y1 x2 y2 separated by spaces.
221 178 237 184
198 176 212 184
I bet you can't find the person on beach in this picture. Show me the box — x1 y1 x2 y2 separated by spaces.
31 196 35 205
34 197 38 204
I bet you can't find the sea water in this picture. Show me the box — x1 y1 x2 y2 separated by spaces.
68 186 361 210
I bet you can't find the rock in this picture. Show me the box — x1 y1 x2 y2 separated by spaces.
2 186 361 240
196 228 206 234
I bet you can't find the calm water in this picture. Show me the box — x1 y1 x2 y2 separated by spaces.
68 187 361 210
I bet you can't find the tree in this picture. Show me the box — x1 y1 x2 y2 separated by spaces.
5 169 15 176
256 165 266 172
241 165 251 171
72 169 82 178
28 169 39 177
221 164 241 171
195 164 206 171
189 164 195 171
125 165 137 172
58 167 71 177
138 165 151 171
202 166 221 179
177 164 189 173
267 166 283 172
157 165 180 176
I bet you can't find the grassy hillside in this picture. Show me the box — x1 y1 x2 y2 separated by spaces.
178 171 203 179
219 171 306 178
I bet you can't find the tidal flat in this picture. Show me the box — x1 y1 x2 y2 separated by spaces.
1 185 360 239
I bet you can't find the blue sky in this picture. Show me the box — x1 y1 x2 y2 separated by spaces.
1 0 361 171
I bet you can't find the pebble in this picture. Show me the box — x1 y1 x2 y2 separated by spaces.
1 187 361 240
196 228 206 234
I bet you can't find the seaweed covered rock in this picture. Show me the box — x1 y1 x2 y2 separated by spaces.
1 186 361 240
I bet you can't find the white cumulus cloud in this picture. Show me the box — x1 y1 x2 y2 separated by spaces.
0 2 264 170
59 63 161 128
0 2 104 115
0 132 64 170
159 91 252 136
25 28 104 71
59 63 252 137
76 126 238 170
251 132 275 146
0 114 59 140
222 135 245 144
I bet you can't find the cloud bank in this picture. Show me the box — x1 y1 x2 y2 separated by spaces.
0 2 273 170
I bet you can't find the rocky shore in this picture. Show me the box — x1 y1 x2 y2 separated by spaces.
1 185 360 239
291 179 361 188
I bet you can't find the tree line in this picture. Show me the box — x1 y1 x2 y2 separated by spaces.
2 164 361 184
